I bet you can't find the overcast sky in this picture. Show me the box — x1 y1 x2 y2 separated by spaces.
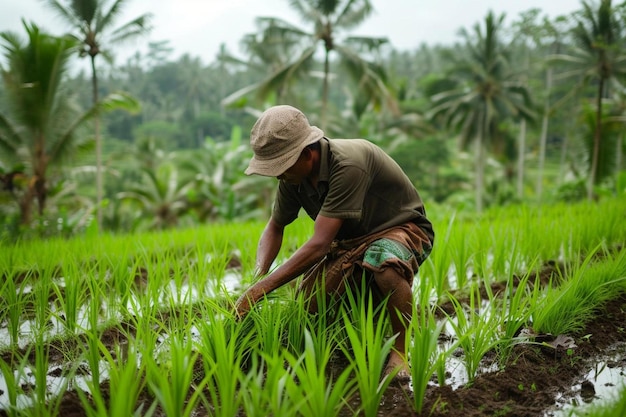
2 0 583 65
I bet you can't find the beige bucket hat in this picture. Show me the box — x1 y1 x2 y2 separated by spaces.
245 105 324 177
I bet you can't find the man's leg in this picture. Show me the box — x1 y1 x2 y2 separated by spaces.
373 267 413 378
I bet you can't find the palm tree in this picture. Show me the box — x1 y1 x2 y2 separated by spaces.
117 163 192 230
44 0 152 228
0 21 137 226
220 22 307 108
429 11 535 212
231 0 393 130
552 0 626 199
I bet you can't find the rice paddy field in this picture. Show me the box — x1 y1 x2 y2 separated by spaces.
1 197 626 417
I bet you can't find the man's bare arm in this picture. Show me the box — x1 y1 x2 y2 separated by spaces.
254 217 284 277
235 215 343 316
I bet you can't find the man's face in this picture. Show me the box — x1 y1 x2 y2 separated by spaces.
277 152 309 185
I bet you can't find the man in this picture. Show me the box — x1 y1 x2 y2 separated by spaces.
235 105 434 379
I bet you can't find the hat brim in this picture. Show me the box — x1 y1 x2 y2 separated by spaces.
245 126 323 176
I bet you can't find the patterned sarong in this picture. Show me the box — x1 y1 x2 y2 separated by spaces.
297 221 433 305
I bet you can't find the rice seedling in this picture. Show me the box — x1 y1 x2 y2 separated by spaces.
51 264 89 336
0 271 31 349
531 246 626 336
0 354 25 417
495 267 541 365
1 197 625 417
146 332 206 417
28 328 66 417
83 278 105 391
31 269 51 332
445 285 501 384
409 301 445 414
244 296 293 357
421 215 454 299
449 224 472 290
239 354 298 417
77 335 154 417
197 307 249 417
340 288 395 417
107 252 134 318
284 330 357 416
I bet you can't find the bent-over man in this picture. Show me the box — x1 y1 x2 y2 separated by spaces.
235 105 434 380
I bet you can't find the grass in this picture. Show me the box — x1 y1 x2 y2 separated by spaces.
531 246 626 336
0 197 625 415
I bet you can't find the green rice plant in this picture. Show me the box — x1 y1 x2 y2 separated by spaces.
146 333 206 417
198 309 249 417
238 356 268 417
471 230 492 285
531 246 626 336
489 226 515 283
27 328 66 417
445 285 500 384
410 302 445 414
449 225 472 290
77 336 155 417
0 271 31 349
107 252 134 318
284 330 356 416
421 215 454 299
31 271 55 340
240 353 298 417
495 267 542 365
340 288 395 417
126 289 162 362
84 277 105 389
284 281 345 359
283 292 311 354
51 265 89 336
245 296 292 357
0 354 26 417
433 346 451 387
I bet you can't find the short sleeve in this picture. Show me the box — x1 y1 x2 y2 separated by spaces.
272 182 302 226
319 164 368 219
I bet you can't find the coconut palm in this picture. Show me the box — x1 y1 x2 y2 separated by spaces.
220 21 308 108
429 11 535 212
228 0 393 130
43 0 152 228
0 21 138 226
117 163 192 230
552 0 626 199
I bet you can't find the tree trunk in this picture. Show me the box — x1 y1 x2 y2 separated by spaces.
321 48 330 131
476 113 486 212
588 77 604 200
19 188 35 226
91 55 103 230
516 119 526 199
617 132 623 175
536 67 552 203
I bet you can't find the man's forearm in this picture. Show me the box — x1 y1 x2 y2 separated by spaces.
236 239 328 315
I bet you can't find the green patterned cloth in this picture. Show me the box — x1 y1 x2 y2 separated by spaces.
363 238 414 268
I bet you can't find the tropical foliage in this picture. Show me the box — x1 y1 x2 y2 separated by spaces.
1 1 626 238
0 21 137 228
43 0 153 227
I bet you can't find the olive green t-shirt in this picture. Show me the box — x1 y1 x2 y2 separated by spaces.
272 138 433 241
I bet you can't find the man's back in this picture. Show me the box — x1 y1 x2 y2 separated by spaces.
273 138 433 240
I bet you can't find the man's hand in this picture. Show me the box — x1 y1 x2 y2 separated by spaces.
233 287 259 320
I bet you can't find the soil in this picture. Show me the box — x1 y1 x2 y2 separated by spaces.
383 293 626 417
2 270 626 416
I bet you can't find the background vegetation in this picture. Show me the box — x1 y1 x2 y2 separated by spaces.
1 0 625 239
